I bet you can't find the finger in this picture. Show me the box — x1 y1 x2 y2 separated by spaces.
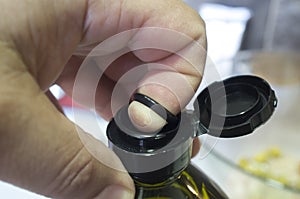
0 52 134 199
58 53 144 120
128 35 206 132
71 0 206 132
119 0 207 132
56 55 84 95
58 55 117 119
93 52 146 119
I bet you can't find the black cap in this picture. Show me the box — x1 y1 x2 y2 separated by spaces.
195 75 277 138
107 105 193 184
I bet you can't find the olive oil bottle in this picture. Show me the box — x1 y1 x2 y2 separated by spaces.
134 163 228 199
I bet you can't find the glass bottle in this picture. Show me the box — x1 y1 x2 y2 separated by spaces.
134 157 229 199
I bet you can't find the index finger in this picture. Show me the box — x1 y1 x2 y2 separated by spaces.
128 27 207 132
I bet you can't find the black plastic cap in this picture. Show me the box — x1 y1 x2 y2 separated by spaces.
195 75 277 138
106 105 192 184
107 105 179 153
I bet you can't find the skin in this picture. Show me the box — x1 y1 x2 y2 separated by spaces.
0 0 206 198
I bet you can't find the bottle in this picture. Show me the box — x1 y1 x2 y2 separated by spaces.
133 155 229 199
107 75 277 199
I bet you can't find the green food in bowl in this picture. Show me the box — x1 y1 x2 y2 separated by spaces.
239 147 300 190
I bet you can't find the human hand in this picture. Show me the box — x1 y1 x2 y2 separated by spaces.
0 0 206 198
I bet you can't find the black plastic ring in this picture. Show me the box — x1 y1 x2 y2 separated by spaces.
132 93 179 125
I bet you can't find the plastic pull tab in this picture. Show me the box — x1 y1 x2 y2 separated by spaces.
132 93 179 127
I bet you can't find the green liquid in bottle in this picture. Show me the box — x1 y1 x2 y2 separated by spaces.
135 164 227 199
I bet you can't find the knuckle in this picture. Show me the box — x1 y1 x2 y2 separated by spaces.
47 147 95 199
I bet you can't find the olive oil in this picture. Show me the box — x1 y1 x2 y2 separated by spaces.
135 164 228 199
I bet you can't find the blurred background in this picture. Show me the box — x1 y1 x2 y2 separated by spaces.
184 1 300 199
1 0 299 198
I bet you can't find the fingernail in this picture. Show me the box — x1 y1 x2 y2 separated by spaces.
128 101 166 132
95 185 134 199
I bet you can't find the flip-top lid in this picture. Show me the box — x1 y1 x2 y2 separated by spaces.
195 75 277 138
107 75 278 149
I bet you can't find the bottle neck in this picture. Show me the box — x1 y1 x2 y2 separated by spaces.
130 146 192 186
134 172 181 189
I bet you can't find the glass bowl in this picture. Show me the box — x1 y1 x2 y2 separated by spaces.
192 51 300 199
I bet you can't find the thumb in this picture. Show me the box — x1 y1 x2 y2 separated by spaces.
0 48 134 198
